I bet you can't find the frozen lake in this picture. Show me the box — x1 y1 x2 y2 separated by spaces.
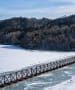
1 45 75 90
0 45 75 73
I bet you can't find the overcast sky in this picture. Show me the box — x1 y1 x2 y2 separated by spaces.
0 0 75 19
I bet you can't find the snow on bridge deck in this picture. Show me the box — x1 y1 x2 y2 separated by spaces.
0 45 75 73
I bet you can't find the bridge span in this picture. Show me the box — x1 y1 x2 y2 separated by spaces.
0 56 75 88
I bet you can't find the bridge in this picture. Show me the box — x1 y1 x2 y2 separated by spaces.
0 56 75 88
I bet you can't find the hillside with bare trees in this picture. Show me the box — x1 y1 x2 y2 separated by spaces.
0 15 75 51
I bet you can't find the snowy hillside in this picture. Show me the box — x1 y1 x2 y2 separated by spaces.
0 45 75 73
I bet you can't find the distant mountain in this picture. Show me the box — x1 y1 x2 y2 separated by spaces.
0 15 75 51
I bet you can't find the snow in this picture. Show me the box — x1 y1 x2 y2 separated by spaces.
43 65 75 90
0 44 75 73
44 76 75 90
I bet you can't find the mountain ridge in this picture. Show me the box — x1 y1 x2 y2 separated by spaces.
0 15 75 51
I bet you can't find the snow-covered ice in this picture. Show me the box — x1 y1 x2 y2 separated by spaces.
0 44 75 73
43 65 75 90
1 45 75 90
44 76 75 90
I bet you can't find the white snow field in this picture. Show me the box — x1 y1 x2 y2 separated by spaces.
0 44 75 73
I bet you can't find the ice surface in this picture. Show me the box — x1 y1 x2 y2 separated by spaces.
0 45 75 73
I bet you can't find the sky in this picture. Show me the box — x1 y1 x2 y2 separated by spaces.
0 0 75 20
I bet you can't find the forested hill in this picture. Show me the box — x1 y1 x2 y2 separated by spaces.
0 15 75 51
